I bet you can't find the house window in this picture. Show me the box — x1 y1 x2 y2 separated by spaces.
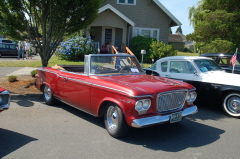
118 0 136 5
133 27 160 40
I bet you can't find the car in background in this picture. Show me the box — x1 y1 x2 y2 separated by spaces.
0 87 10 113
200 53 240 74
145 56 240 118
0 39 14 43
0 43 18 57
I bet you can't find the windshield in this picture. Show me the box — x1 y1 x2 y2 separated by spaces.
90 56 144 75
194 59 222 72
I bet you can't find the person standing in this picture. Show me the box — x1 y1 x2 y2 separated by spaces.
17 41 24 60
25 39 31 59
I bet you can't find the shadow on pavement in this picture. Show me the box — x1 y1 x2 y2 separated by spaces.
0 128 38 158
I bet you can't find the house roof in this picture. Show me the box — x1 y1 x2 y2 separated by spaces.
98 4 135 26
168 34 185 43
153 0 182 27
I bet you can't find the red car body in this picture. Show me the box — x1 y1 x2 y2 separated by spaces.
35 54 197 137
0 87 10 112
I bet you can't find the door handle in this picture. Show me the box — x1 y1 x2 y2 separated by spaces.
165 75 171 78
63 77 68 82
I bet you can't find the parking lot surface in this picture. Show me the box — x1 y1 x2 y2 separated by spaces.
1 96 240 159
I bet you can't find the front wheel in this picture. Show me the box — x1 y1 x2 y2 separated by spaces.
222 92 240 117
104 103 129 138
43 85 56 105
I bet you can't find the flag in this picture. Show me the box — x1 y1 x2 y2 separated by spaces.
231 49 238 66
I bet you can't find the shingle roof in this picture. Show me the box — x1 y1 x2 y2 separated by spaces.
168 34 185 43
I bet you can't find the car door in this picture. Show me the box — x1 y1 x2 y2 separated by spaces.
60 72 93 114
159 60 202 83
0 43 8 56
9 44 18 56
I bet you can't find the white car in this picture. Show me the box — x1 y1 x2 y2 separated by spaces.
145 56 240 117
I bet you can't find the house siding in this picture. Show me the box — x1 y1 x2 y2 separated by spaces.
90 9 128 45
102 0 172 43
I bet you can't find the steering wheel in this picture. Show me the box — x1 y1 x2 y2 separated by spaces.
119 66 131 73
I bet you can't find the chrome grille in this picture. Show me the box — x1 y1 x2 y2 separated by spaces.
157 90 187 112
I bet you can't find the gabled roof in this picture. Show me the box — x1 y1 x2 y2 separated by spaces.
98 4 135 26
153 0 182 26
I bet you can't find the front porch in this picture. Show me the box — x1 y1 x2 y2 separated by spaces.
85 4 135 53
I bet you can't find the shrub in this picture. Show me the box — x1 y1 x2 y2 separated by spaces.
31 70 37 78
182 47 193 53
130 36 155 63
8 76 17 82
149 41 177 61
55 36 95 61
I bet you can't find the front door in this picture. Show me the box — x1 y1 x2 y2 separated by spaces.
105 29 112 43
102 27 115 45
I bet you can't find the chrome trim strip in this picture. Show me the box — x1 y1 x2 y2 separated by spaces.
0 90 11 111
131 106 197 128
40 70 153 98
55 98 95 117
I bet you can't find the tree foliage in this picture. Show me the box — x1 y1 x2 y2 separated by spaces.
187 0 240 53
149 41 177 62
0 0 103 66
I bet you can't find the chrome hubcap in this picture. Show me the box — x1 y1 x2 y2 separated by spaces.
226 96 240 113
44 86 51 101
106 106 118 130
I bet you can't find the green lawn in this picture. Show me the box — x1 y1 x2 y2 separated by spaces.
0 52 199 67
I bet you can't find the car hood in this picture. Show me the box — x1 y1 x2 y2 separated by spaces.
201 71 240 86
95 74 194 96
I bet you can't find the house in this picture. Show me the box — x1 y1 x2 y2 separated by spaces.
86 0 181 52
168 33 185 51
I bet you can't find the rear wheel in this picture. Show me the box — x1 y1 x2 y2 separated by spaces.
0 52 2 57
43 85 56 105
104 103 129 138
222 92 240 117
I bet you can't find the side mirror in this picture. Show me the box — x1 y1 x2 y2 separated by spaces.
193 70 198 75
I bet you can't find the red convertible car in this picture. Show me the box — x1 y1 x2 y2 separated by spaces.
0 87 10 112
35 54 197 137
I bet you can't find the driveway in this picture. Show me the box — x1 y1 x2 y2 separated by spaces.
1 97 240 159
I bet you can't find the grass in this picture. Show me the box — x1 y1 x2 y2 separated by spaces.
0 56 84 67
0 52 199 67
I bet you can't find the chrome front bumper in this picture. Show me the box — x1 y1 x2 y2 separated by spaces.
0 90 11 111
131 106 197 128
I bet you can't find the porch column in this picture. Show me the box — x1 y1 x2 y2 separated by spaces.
122 27 127 45
86 25 91 38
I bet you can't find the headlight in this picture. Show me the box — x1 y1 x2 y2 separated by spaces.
135 101 143 111
190 92 197 101
186 93 191 101
186 91 197 102
135 99 151 114
143 99 151 109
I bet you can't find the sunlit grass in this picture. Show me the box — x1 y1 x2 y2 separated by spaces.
0 56 84 67
177 52 199 56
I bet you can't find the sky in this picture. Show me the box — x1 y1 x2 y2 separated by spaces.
158 0 200 35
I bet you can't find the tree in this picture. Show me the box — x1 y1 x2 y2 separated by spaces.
0 0 103 66
187 0 240 53
175 26 183 34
